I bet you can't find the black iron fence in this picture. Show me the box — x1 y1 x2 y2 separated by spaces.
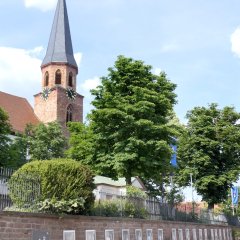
0 167 240 226
0 167 41 211
91 192 240 226
0 167 14 210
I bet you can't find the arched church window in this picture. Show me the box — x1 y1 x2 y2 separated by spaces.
55 70 62 85
44 72 49 86
66 105 73 124
68 72 73 87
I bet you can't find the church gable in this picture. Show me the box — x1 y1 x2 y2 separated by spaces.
0 91 40 133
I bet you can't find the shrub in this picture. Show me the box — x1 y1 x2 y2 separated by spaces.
38 198 85 214
126 185 147 199
91 198 148 218
92 200 121 217
9 159 95 214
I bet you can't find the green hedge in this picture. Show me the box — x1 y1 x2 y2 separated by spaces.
9 159 95 214
91 198 148 218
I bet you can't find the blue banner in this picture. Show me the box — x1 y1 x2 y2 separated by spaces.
170 144 177 167
231 186 239 205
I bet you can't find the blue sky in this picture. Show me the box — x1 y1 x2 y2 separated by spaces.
1 0 240 123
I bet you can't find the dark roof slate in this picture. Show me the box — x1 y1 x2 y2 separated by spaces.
41 0 77 68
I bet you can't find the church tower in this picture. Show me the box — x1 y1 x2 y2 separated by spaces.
34 0 83 131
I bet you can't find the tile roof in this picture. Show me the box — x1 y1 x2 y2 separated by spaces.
41 0 78 69
0 91 40 133
94 176 146 190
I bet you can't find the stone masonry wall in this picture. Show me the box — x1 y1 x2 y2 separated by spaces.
0 212 234 240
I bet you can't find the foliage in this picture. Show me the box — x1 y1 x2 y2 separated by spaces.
92 200 121 217
66 122 94 165
9 172 41 207
89 55 177 184
126 185 147 199
0 108 26 168
91 198 147 218
0 107 11 136
165 185 184 205
232 229 240 238
9 159 95 213
219 188 240 216
142 178 167 200
7 136 28 168
38 198 85 214
176 103 240 208
28 122 67 160
0 108 11 167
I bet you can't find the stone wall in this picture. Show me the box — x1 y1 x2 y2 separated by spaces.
0 212 234 240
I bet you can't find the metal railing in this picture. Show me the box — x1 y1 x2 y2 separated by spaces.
0 167 41 211
0 167 14 210
91 192 240 226
0 167 239 226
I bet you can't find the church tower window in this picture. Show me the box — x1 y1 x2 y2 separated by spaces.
55 70 62 85
44 72 49 87
68 72 73 87
66 105 73 123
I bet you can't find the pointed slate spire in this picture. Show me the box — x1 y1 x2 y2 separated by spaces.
41 0 77 69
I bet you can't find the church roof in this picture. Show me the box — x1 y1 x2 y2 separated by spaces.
0 92 40 133
41 0 78 69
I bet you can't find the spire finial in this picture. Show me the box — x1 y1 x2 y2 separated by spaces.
41 0 77 69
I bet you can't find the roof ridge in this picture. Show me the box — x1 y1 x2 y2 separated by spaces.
0 91 27 101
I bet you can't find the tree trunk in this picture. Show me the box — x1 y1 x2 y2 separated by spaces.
126 175 132 185
208 202 214 210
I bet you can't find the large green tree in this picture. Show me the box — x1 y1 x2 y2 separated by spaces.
28 122 67 160
177 103 240 208
0 108 26 168
89 55 177 184
66 122 94 165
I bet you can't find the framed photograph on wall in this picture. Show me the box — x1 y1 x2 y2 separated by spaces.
211 229 214 240
199 229 203 240
172 229 177 240
158 229 163 240
135 229 142 240
204 229 208 240
105 229 114 240
178 229 183 240
223 229 226 240
146 229 152 240
192 229 197 240
219 229 222 240
63 230 75 240
215 229 218 240
185 229 190 240
229 229 233 240
86 230 96 240
122 229 130 240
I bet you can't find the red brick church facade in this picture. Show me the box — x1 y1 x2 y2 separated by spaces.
0 0 83 134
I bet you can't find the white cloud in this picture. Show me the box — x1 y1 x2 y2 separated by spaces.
27 46 45 58
0 46 42 103
81 77 101 91
74 52 83 68
0 46 83 99
231 27 240 58
78 76 101 119
24 0 57 11
154 68 162 75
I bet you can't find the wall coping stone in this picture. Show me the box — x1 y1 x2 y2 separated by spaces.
0 211 229 228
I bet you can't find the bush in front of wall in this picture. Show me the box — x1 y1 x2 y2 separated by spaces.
91 198 148 218
9 158 95 214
